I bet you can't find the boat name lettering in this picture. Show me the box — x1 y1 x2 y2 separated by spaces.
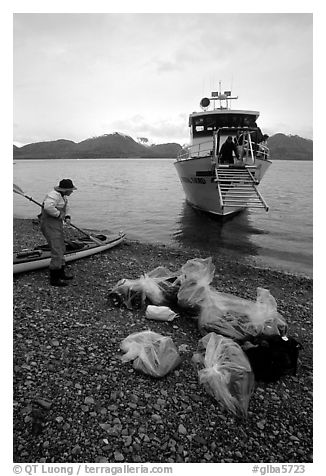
180 176 206 184
196 171 214 177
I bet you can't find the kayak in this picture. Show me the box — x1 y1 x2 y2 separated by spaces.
13 232 125 274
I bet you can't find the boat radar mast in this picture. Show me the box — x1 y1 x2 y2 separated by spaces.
200 81 238 111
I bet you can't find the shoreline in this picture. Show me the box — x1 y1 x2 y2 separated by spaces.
13 214 312 281
13 218 313 463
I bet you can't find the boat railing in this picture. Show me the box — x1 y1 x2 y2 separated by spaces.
256 144 270 161
177 140 213 160
238 140 270 162
176 129 270 162
213 127 270 165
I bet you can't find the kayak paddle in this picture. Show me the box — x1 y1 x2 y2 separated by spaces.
13 183 103 245
13 183 43 207
68 223 103 244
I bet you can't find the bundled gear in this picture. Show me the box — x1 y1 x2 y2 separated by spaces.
242 335 302 382
177 257 215 312
176 257 287 340
192 332 255 416
120 330 182 378
109 256 302 400
197 287 287 340
108 266 181 309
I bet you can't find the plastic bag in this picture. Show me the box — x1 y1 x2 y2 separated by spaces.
177 257 214 310
198 290 249 339
120 330 182 378
177 279 208 312
192 332 254 416
145 267 182 305
179 257 215 285
146 266 176 279
247 288 287 336
108 266 181 309
175 257 286 339
145 305 178 322
198 287 287 340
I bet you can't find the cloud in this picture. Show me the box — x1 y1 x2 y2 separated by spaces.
155 60 183 73
13 13 312 145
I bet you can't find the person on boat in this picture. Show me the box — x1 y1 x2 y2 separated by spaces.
250 122 264 150
40 178 77 287
256 134 270 160
218 136 239 164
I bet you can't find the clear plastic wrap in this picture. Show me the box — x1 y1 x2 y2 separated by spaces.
179 257 215 285
175 257 287 339
109 257 287 340
198 287 287 340
108 267 180 309
192 332 255 416
177 257 215 310
120 330 182 378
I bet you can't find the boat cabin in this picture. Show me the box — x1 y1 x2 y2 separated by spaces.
181 89 269 165
190 111 259 137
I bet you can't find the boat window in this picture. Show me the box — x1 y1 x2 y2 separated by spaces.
191 113 257 137
206 117 216 132
194 117 204 125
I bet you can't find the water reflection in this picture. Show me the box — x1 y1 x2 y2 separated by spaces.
172 201 267 257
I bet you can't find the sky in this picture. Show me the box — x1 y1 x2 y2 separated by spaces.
13 11 313 147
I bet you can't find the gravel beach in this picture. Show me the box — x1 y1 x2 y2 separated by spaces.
13 218 313 464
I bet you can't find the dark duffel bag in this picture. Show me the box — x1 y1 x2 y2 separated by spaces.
242 335 302 382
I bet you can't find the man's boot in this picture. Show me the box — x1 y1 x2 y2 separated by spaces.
60 265 74 280
50 269 68 287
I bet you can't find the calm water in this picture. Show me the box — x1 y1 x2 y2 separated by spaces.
13 159 313 277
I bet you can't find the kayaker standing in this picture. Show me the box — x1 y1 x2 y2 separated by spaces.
40 179 77 287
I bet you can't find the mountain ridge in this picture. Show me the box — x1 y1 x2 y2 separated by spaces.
13 132 313 160
266 133 313 161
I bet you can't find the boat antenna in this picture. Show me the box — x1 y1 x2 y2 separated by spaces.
219 80 222 108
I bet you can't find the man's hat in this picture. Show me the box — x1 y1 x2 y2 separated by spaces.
54 179 77 192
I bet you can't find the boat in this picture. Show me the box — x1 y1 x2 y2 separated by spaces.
174 84 272 217
13 232 125 274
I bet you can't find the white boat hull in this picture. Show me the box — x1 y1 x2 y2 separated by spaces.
174 156 271 216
